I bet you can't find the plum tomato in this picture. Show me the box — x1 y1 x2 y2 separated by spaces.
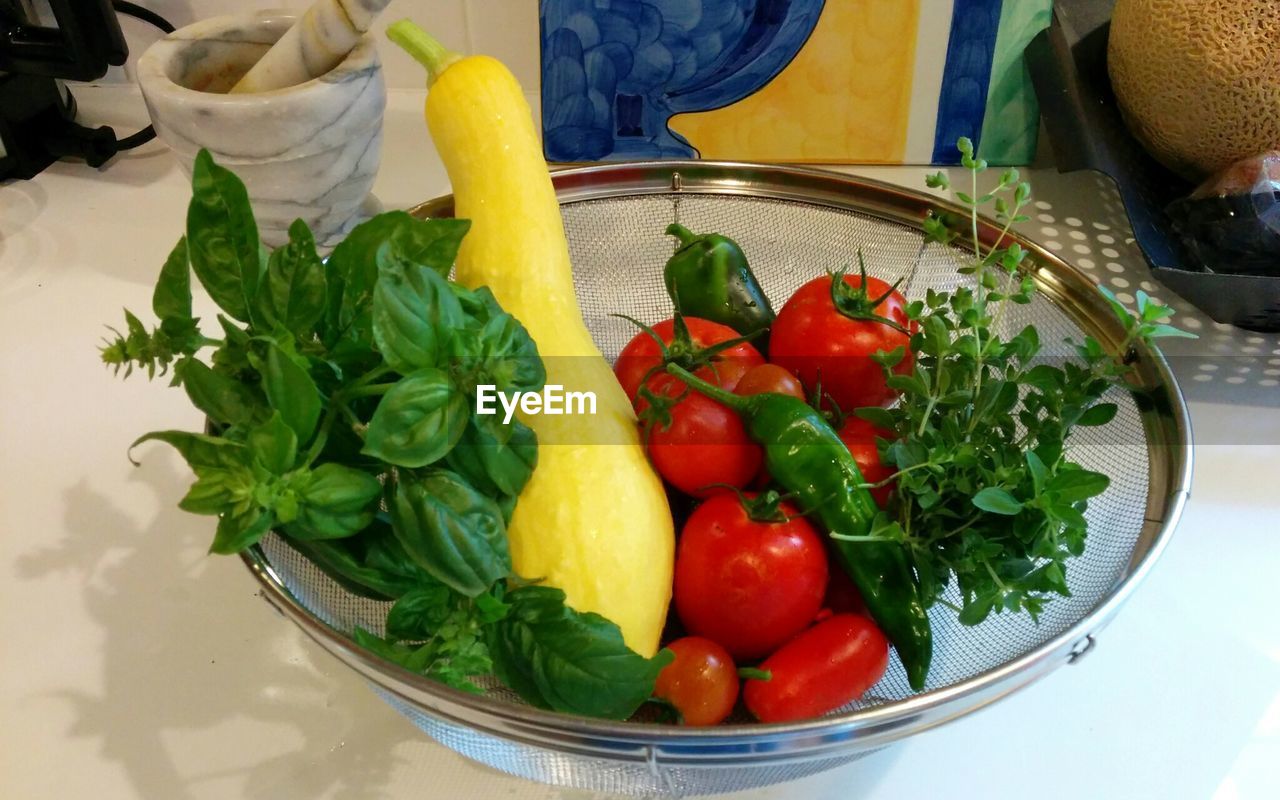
644 373 763 497
769 274 913 411
733 363 806 401
674 491 829 660
614 316 765 405
837 416 895 508
653 636 740 726
743 614 889 723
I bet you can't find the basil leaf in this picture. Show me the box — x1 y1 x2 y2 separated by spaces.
388 470 510 597
972 487 1023 515
372 253 465 373
130 429 245 471
211 314 253 375
474 590 511 625
451 283 504 321
262 342 321 442
186 149 260 321
210 505 273 554
325 212 470 344
152 236 192 322
178 466 254 515
450 313 545 394
247 411 297 475
387 214 471 275
287 463 383 540
444 415 538 498
385 585 454 641
488 586 673 720
281 537 394 600
1047 469 1110 503
255 219 326 337
283 519 431 601
363 369 467 468
361 519 442 590
178 358 264 428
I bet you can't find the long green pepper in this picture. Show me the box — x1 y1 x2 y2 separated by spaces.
667 364 933 690
664 224 775 338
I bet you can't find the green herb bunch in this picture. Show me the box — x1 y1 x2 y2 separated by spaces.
102 150 668 719
853 138 1194 625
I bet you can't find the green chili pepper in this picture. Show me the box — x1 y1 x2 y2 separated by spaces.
667 363 933 690
664 224 775 337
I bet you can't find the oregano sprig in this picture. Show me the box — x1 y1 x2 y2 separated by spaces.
860 138 1195 625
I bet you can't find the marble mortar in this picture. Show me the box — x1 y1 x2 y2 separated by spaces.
137 11 386 247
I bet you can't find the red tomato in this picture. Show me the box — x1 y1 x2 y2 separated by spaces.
644 374 762 497
769 274 913 411
743 614 889 723
734 363 806 401
653 637 740 726
674 492 829 660
614 317 765 405
821 566 868 618
837 417 895 508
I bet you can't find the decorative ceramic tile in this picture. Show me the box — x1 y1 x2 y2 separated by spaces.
539 0 1052 165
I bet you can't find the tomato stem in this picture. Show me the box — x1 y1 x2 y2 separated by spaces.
827 256 911 336
737 667 772 681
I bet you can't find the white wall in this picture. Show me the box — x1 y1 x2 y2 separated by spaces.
100 1 541 89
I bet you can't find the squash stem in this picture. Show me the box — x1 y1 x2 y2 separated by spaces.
386 19 461 85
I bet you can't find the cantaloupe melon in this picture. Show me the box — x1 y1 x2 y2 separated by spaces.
1108 0 1280 180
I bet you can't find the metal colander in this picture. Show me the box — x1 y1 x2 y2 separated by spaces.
241 163 1192 797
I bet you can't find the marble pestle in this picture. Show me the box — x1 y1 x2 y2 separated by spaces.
229 0 392 93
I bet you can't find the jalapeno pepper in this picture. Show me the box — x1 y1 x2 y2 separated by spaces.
664 224 775 338
666 364 933 690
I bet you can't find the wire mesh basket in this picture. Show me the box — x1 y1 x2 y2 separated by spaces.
240 162 1192 797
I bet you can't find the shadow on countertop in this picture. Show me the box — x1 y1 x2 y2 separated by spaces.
16 454 408 799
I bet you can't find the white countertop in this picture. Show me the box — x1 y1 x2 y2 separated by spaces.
2 86 1278 800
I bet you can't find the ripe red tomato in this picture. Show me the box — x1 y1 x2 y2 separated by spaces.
614 317 765 405
821 566 868 618
743 614 889 723
674 492 829 660
644 374 762 497
769 274 913 411
837 416 895 508
734 363 806 401
653 637 740 726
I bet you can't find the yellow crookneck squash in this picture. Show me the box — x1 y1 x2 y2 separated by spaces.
388 22 674 657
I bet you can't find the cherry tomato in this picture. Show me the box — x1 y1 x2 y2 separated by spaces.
743 614 889 723
653 637 740 726
615 317 765 405
644 374 762 496
769 274 913 411
674 492 828 660
837 416 895 508
734 363 806 401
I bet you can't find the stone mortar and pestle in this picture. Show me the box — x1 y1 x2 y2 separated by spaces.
137 0 394 247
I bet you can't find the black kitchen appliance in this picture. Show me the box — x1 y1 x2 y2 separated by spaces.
0 0 153 180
